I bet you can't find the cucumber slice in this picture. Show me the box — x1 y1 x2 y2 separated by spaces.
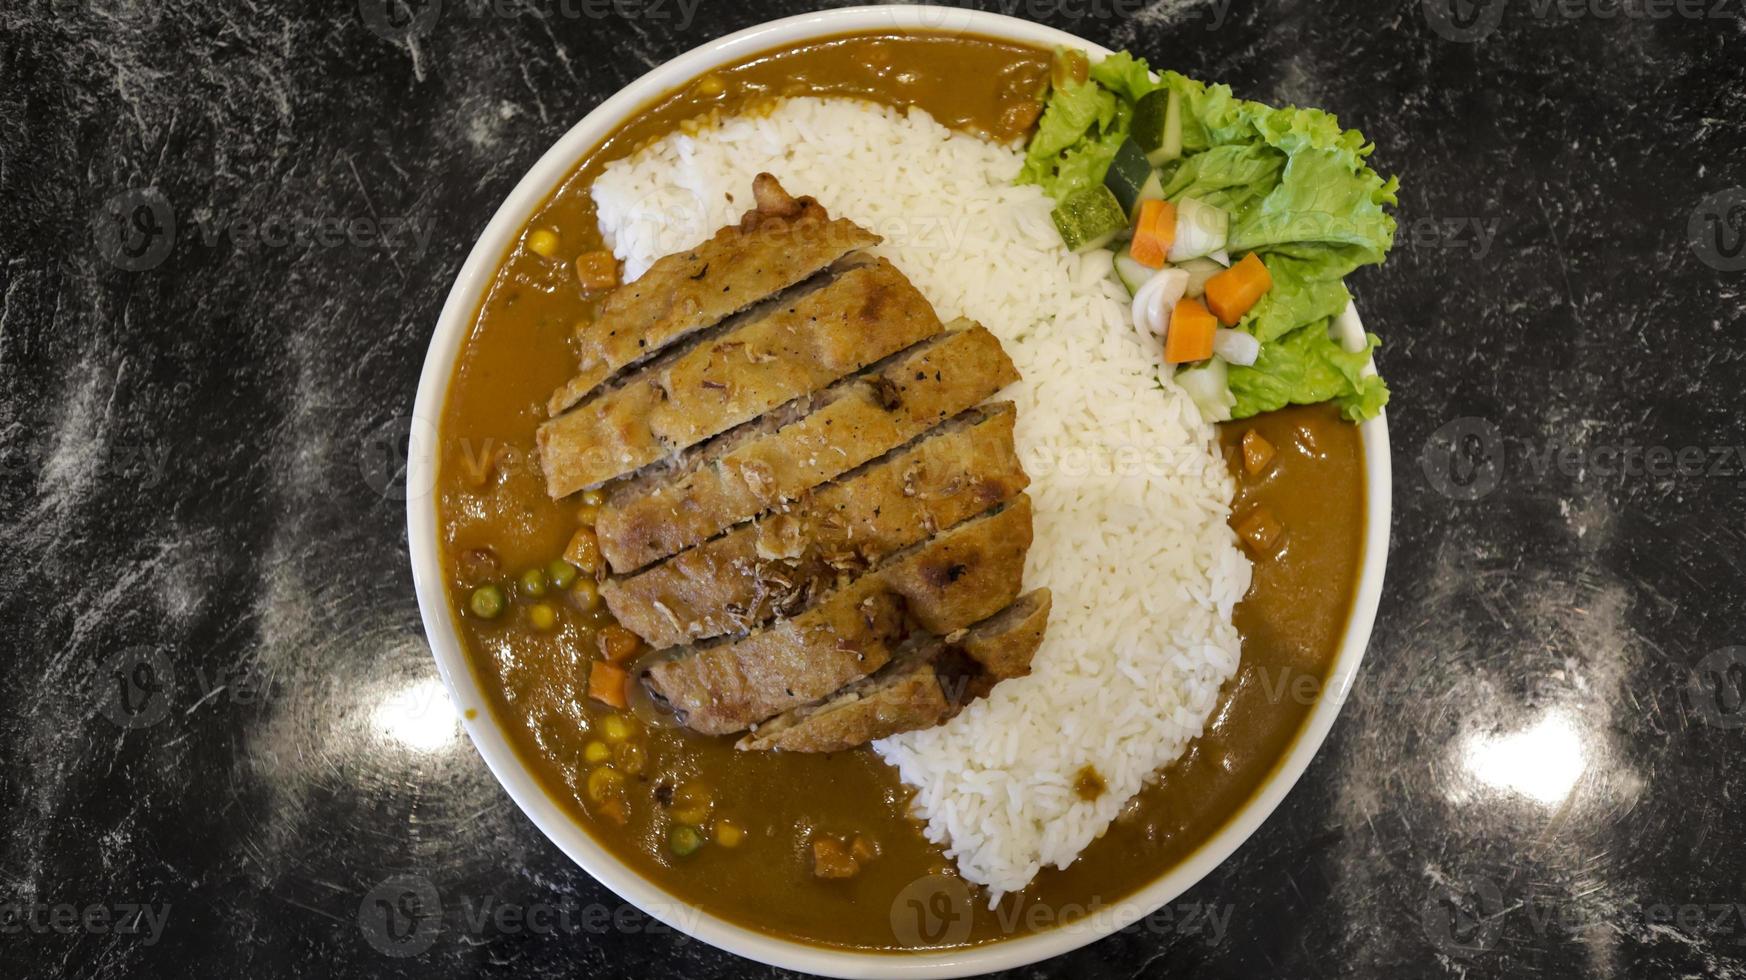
1103 140 1152 218
1135 169 1165 214
1112 243 1152 296
1176 256 1223 298
1159 88 1183 164
1131 90 1166 155
1051 185 1128 253
1167 197 1229 262
1132 89 1183 165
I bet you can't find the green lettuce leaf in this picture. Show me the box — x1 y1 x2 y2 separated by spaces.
1089 51 1165 103
1227 325 1390 421
1236 251 1352 343
1018 50 1399 422
1024 77 1114 161
1158 143 1285 216
1227 146 1400 265
1042 123 1131 200
1150 67 1397 421
1153 71 1398 268
1018 78 1125 199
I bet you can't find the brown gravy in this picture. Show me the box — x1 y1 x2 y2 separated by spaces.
436 32 1365 951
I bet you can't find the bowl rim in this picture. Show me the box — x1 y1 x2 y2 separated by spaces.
406 7 1392 977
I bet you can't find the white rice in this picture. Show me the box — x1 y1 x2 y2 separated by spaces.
592 98 1251 899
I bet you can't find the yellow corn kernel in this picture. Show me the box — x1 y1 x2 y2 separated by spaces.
600 713 633 743
583 740 611 765
714 820 744 848
585 766 623 803
696 73 725 97
613 739 647 776
670 780 713 825
571 578 601 612
528 603 557 631
526 227 560 259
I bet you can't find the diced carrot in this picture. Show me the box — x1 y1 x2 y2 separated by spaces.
1235 506 1284 555
1129 199 1176 268
1203 253 1272 325
588 661 630 709
565 526 602 576
1241 429 1276 476
1163 298 1217 364
850 835 881 863
811 836 861 879
595 796 628 826
597 624 642 664
575 250 620 291
1130 236 1164 269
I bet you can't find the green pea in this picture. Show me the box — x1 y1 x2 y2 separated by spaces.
468 584 506 619
519 568 548 599
668 825 706 858
547 559 580 591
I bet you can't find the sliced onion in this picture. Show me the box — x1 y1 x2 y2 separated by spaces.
1130 281 1158 334
1208 248 1231 267
1175 356 1235 422
1177 257 1224 298
1130 267 1190 336
1213 328 1261 366
1130 280 1163 335
1166 198 1230 262
1147 275 1170 326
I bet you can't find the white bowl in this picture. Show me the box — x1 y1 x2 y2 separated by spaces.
407 7 1391 977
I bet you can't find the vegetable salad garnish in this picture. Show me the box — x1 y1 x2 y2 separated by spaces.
1022 50 1399 422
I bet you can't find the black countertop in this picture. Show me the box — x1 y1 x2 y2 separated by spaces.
4 1 1744 977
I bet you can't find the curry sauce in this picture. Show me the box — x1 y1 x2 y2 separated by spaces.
436 33 1365 951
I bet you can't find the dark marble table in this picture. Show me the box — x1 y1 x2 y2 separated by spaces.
4 1 1744 977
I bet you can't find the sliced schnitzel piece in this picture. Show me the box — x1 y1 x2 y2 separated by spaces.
602 404 1026 647
594 321 1017 572
640 588 907 737
641 500 1032 735
537 256 943 498
547 176 879 416
736 590 1051 753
